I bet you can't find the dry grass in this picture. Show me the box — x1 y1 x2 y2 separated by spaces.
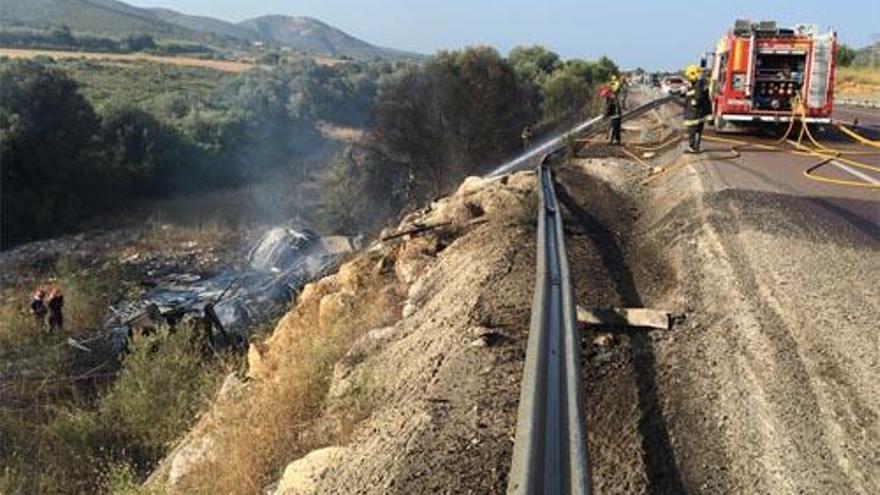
0 258 125 349
139 220 232 252
0 253 230 494
0 47 256 73
179 251 403 493
836 66 880 99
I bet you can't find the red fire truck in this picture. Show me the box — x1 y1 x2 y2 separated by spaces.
708 20 837 132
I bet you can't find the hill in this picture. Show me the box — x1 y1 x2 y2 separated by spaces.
239 15 417 60
149 7 257 42
855 40 879 66
0 0 223 43
0 0 420 60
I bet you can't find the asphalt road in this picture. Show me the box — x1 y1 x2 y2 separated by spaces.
694 105 880 239
835 104 880 136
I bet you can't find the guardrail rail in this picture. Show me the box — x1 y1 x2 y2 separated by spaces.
506 92 673 494
507 163 590 494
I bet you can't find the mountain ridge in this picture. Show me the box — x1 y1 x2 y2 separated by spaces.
0 0 421 60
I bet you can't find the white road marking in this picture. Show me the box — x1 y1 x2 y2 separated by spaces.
786 139 880 186
830 160 880 186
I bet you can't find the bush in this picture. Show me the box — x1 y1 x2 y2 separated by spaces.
0 60 108 248
0 322 230 493
837 43 857 67
317 152 369 234
370 47 533 208
99 329 229 471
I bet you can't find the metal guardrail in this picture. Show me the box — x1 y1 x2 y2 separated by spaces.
508 163 589 494
507 92 674 494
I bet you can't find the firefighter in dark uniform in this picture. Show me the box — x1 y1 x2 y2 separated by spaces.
683 64 711 153
47 286 64 332
30 288 48 326
601 85 622 145
521 125 533 150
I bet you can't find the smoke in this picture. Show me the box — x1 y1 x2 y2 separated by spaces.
488 115 605 177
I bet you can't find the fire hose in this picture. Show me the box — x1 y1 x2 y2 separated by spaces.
642 95 880 189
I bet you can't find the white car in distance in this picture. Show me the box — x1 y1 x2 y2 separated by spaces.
661 76 687 96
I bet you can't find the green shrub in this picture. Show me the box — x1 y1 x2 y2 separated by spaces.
99 330 228 470
0 324 230 493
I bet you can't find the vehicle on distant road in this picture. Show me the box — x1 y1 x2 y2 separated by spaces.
661 76 687 96
707 20 836 132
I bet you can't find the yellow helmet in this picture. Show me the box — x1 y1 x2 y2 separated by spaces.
685 64 702 82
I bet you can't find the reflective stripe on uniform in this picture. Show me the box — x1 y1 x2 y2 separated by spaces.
683 119 703 127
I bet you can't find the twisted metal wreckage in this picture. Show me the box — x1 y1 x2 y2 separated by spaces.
98 228 360 359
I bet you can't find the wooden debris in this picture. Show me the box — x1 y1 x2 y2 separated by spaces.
380 222 452 242
66 338 92 352
576 306 670 330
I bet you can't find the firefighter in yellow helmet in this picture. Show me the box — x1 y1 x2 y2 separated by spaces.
610 74 621 95
683 64 711 153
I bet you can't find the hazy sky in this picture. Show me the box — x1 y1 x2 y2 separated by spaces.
130 0 878 70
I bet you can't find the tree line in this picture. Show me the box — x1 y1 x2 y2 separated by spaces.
0 26 213 55
0 57 384 248
2 45 617 248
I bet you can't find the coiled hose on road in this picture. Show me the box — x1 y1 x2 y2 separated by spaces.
635 96 880 189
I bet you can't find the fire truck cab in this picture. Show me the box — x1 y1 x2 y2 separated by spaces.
709 20 836 132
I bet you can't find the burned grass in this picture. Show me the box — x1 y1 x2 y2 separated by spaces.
171 250 405 493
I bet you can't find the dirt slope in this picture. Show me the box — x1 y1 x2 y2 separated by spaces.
557 137 878 494
307 174 537 493
148 172 539 493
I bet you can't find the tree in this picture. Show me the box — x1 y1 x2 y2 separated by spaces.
317 151 367 233
99 104 185 195
508 45 560 117
123 34 156 52
595 56 620 82
371 47 532 206
836 43 857 67
49 25 75 46
288 61 378 126
540 65 593 122
0 61 105 247
508 45 561 82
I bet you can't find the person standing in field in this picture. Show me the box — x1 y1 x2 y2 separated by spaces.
30 288 48 326
47 286 64 332
521 125 533 150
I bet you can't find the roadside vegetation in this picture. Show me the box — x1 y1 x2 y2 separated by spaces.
180 251 400 493
0 255 231 494
327 45 618 231
0 325 230 494
836 66 880 99
0 56 381 248
834 42 879 99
